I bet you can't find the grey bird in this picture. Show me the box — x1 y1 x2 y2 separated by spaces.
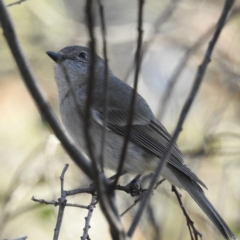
46 45 236 240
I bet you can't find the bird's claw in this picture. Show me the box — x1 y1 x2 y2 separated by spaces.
127 174 143 197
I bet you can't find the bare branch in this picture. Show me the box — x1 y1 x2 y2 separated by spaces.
172 186 202 240
66 172 129 197
127 0 234 237
112 0 145 189
84 0 99 172
65 186 95 196
120 197 142 217
0 0 92 179
7 0 26 7
7 237 28 240
60 164 69 197
85 2 125 239
97 0 109 172
124 0 181 84
52 164 69 240
81 194 97 240
32 196 89 209
154 178 166 190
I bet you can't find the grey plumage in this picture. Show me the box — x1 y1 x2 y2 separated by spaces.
47 46 237 240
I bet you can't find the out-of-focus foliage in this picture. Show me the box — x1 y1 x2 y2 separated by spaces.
0 0 240 239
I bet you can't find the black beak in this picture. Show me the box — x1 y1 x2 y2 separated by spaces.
46 51 60 63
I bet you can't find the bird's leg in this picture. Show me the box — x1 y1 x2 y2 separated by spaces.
126 174 143 197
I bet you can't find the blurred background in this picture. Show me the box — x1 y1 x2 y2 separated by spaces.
1 0 240 239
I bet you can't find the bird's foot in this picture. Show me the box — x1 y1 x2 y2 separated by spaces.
126 174 143 197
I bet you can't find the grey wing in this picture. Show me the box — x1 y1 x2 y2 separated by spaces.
92 108 207 189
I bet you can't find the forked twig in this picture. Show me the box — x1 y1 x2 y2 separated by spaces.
32 164 99 240
32 196 89 209
52 164 69 240
81 194 97 240
172 186 202 240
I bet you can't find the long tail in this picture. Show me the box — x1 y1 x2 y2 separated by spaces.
172 167 237 240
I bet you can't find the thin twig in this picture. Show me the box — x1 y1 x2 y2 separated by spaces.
66 172 128 197
67 174 145 197
53 164 69 240
7 0 26 7
85 2 125 239
81 194 97 240
124 0 181 84
65 186 95 196
0 0 92 179
84 0 98 171
97 0 109 172
127 0 234 237
7 237 28 240
120 197 143 217
32 196 90 209
64 172 127 198
108 171 127 181
172 186 202 240
154 178 166 190
112 0 145 189
60 164 69 197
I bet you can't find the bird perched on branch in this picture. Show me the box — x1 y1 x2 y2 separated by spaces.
47 45 236 240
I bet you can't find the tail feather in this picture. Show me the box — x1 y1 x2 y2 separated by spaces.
171 167 237 240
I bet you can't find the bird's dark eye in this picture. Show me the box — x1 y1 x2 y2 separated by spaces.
79 52 87 59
